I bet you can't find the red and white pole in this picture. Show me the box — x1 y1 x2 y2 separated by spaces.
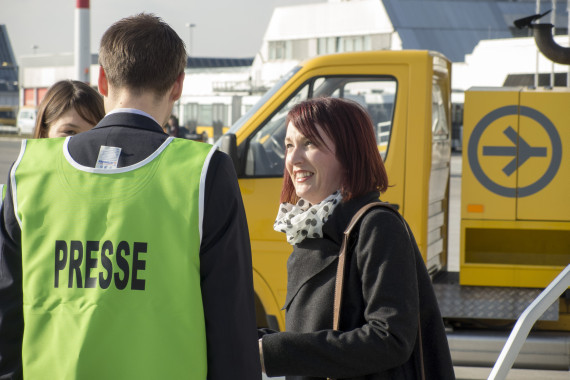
74 0 90 83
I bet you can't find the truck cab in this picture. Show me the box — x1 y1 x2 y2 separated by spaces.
219 50 452 330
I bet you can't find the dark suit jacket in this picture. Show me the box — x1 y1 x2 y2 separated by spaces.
260 192 454 380
0 111 261 379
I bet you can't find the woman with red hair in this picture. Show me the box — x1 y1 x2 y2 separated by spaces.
259 97 454 380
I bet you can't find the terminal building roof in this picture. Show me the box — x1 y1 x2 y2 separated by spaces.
186 57 254 69
382 0 568 62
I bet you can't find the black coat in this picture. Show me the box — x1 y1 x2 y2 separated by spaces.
261 192 454 380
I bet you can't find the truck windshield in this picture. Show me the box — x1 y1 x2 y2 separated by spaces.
244 75 397 177
227 66 302 135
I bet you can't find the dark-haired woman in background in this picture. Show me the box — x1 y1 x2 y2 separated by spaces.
0 80 104 205
33 80 104 138
259 97 454 380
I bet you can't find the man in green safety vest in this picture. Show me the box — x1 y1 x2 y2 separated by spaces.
0 13 261 379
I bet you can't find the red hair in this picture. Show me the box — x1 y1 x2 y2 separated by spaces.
281 97 388 203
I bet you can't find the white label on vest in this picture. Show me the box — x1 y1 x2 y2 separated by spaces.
95 146 122 169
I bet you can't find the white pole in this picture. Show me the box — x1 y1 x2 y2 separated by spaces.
488 265 570 380
535 0 541 88
74 0 90 83
185 23 196 56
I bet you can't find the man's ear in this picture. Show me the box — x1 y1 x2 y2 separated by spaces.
170 73 185 102
98 66 109 97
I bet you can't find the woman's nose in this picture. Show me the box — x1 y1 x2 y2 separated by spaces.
287 145 303 165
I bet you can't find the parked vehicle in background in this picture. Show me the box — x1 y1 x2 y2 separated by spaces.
178 126 209 142
451 91 464 151
16 107 37 135
176 95 262 143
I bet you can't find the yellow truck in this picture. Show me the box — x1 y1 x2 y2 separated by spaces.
218 50 570 370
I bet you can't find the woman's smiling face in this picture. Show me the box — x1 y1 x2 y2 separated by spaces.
285 121 343 204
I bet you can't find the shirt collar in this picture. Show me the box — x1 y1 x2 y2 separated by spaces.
107 108 160 125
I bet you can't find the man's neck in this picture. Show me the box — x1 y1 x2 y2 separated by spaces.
104 89 173 127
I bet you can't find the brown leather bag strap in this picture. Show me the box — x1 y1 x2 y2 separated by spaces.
331 202 426 380
333 202 393 330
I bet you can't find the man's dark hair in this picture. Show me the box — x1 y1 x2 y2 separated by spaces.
99 13 187 96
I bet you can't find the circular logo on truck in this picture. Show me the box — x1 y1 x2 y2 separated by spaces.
467 105 562 197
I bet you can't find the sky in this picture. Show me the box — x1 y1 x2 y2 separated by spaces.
1 0 323 61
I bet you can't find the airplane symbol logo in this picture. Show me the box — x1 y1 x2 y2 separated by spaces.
482 126 547 176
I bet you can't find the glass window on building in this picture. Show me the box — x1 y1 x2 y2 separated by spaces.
317 38 326 55
291 39 309 60
353 37 363 51
327 37 335 54
317 37 338 55
199 104 213 127
318 35 374 54
371 33 391 50
335 37 343 53
183 103 199 130
344 37 354 52
363 35 371 50
269 41 292 60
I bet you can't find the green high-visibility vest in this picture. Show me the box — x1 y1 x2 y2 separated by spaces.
12 137 214 379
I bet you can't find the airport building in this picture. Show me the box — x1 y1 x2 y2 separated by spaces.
251 0 569 89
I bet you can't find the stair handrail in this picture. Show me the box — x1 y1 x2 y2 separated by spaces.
488 264 570 380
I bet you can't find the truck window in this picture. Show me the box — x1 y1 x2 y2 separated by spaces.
245 76 397 177
432 83 449 140
245 83 310 176
229 66 302 134
325 80 396 159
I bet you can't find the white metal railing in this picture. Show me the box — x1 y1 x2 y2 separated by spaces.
488 264 570 380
